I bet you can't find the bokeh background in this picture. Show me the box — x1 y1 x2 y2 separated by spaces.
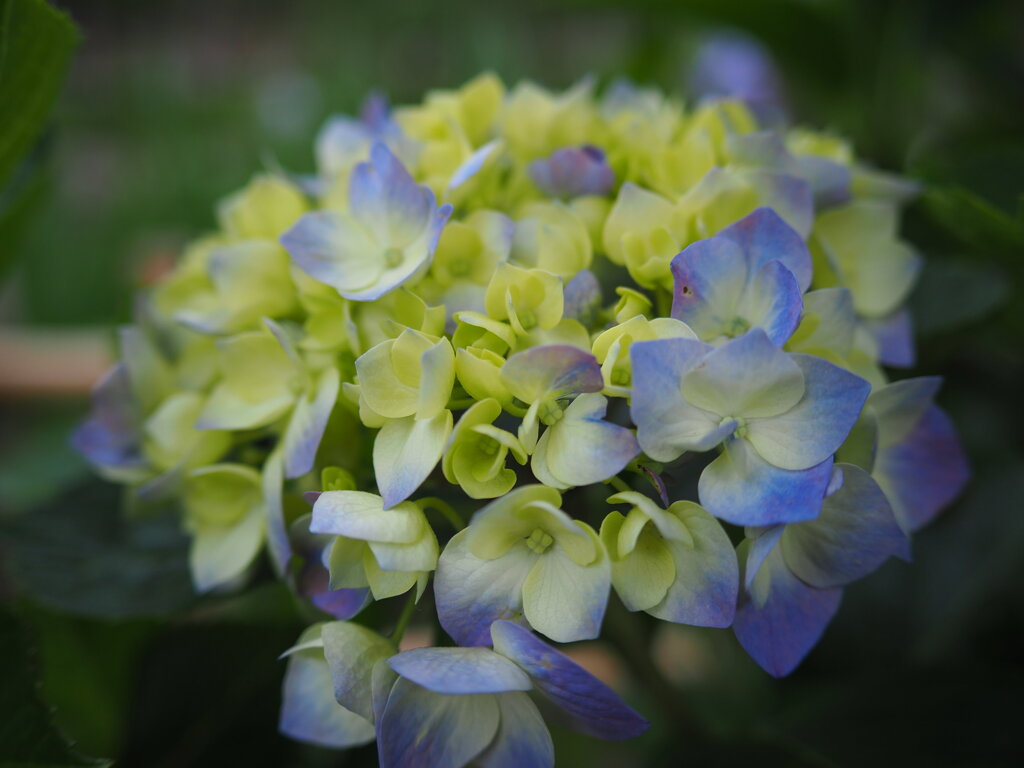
1 0 1023 765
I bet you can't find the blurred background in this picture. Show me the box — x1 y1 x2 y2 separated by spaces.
1 0 1022 765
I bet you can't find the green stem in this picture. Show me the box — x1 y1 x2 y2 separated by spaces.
605 475 632 494
418 497 465 531
390 592 418 645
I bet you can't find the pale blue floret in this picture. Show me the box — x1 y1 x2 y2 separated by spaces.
282 143 452 301
528 145 615 199
630 329 870 526
375 621 647 767
670 207 811 346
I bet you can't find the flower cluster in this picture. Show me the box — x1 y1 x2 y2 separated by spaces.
75 74 969 764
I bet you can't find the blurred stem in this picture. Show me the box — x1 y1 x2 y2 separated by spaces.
603 596 706 742
417 497 465 531
605 475 632 494
390 593 418 645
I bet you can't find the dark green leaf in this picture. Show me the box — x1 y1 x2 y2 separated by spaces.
0 0 78 185
0 607 111 767
1 480 196 619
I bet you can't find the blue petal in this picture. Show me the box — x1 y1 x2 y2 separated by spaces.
737 260 803 346
875 405 969 532
490 621 649 740
794 155 852 210
279 629 375 748
690 33 784 115
262 449 292 575
388 647 532 694
283 367 340 479
863 308 915 367
733 543 842 677
680 329 805 419
782 463 909 588
746 353 870 471
562 269 602 323
378 678 500 768
448 139 501 192
528 145 615 199
717 206 812 292
350 142 434 249
500 344 604 402
435 529 533 647
629 337 728 462
475 692 554 768
71 364 145 474
699 437 833 526
669 234 748 340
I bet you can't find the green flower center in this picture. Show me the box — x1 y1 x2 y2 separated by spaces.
525 527 554 554
383 247 404 268
477 435 499 456
517 308 537 330
725 316 750 337
538 399 566 426
722 415 748 439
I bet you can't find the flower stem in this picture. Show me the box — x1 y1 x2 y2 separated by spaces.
390 592 418 645
605 475 632 494
417 497 465 531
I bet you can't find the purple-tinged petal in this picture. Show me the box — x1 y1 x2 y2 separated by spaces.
795 155 852 210
360 90 391 131
746 353 870 470
863 308 915 368
490 621 649 740
528 145 615 199
681 329 805 420
716 207 812 293
874 405 969 532
279 626 375 748
262 449 291 575
562 268 602 324
690 32 786 120
733 543 842 677
630 337 729 462
670 235 749 339
350 142 434 249
71 364 146 476
378 678 500 768
388 647 532 695
283 366 340 479
782 463 909 588
476 692 554 768
500 344 604 403
699 437 833 526
435 529 533 647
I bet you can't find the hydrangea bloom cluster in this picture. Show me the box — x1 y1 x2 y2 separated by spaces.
75 74 969 764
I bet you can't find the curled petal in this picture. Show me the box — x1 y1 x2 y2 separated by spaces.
528 145 615 199
490 621 648 740
388 647 532 695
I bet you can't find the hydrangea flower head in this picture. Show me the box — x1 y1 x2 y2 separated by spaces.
76 73 969 760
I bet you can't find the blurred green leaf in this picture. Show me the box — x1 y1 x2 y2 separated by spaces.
922 186 1024 272
909 258 1010 335
0 607 111 767
0 0 77 184
1 480 196 619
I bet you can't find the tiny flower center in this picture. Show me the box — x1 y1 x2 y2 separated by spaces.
722 415 748 439
477 435 499 456
448 255 471 277
538 399 566 426
516 308 537 330
611 367 631 387
383 247 404 268
525 528 554 554
725 316 750 337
